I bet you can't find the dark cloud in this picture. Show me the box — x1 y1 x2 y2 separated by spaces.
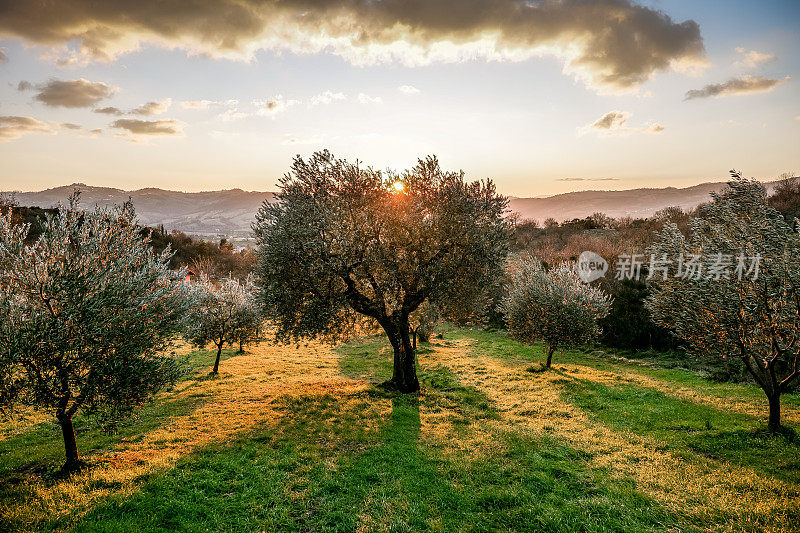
0 0 706 91
0 47 7 63
111 118 183 136
0 115 55 142
60 123 82 130
17 81 34 91
684 76 789 100
33 78 116 108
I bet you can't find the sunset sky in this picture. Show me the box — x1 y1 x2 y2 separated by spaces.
1 0 798 197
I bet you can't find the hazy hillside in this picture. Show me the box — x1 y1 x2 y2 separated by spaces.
5 180 781 236
508 180 781 222
9 184 274 237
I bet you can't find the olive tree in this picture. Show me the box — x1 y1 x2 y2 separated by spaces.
232 278 262 353
253 151 509 392
647 174 800 431
0 194 191 471
504 257 612 367
185 276 260 373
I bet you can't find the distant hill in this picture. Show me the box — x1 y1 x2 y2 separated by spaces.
8 184 274 237
4 180 783 237
508 180 780 222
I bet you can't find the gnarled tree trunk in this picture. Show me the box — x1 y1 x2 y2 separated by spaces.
767 392 781 431
58 412 81 471
546 344 555 368
383 316 420 393
213 341 223 374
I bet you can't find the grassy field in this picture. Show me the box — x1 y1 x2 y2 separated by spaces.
1 328 798 532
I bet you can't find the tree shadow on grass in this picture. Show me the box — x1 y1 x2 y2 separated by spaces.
558 376 800 484
71 369 683 533
0 348 233 532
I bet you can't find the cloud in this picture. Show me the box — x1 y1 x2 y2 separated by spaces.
0 115 56 142
398 85 421 95
309 91 346 107
684 76 789 100
583 110 664 136
130 98 172 116
218 108 248 122
33 78 116 108
110 118 184 136
357 93 382 104
180 99 238 109
94 106 123 115
0 0 706 92
591 110 629 130
556 177 619 182
734 47 776 69
60 122 82 130
0 48 7 64
17 81 34 91
253 95 298 117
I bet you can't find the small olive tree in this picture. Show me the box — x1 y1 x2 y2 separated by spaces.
0 194 191 471
647 174 800 431
504 257 612 367
185 276 260 373
253 151 509 392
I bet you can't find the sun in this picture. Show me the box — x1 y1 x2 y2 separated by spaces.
392 181 405 193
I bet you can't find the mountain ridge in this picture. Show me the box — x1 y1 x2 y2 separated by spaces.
4 179 783 237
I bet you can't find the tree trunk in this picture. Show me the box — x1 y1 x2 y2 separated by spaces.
212 342 223 373
768 392 781 431
546 345 555 368
412 328 417 350
384 318 420 393
238 340 244 354
58 413 81 471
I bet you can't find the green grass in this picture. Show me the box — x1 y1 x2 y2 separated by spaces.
455 327 800 409
0 348 238 479
3 329 799 532
73 366 680 532
558 379 800 485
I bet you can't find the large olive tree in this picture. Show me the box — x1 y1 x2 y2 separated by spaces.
253 151 509 392
647 174 800 431
0 195 191 470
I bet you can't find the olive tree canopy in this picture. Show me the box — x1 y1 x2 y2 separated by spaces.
253 151 509 392
647 174 800 431
504 257 612 367
0 194 191 470
185 276 261 373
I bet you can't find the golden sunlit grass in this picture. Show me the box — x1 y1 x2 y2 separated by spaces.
428 329 799 533
1 328 798 532
0 340 370 531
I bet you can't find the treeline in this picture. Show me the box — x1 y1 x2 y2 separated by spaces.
508 175 800 382
0 197 255 280
147 226 255 280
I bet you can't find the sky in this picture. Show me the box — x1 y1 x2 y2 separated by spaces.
0 0 798 197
